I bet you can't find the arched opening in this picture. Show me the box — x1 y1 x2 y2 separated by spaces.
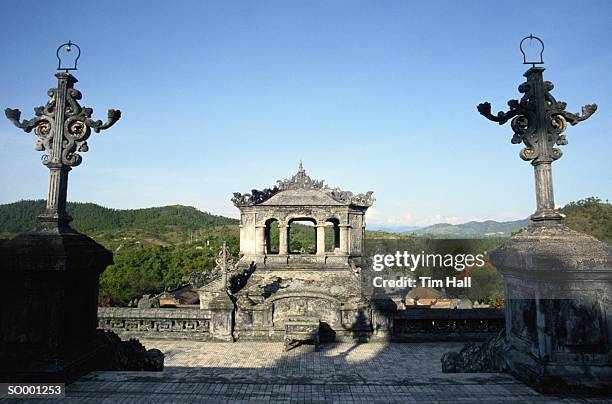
325 218 340 253
265 218 279 254
288 218 316 254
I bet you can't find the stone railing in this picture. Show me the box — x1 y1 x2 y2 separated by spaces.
99 306 504 342
393 308 504 342
98 307 213 340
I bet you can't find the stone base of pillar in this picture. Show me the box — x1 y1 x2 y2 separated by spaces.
500 340 612 394
491 223 612 394
1 329 164 383
0 230 163 382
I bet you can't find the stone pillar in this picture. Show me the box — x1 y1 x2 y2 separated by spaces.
491 223 612 394
0 44 169 382
238 223 245 254
279 224 288 255
471 37 605 393
316 224 326 255
255 225 266 255
339 225 350 254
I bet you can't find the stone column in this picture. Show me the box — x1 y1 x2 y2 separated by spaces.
238 223 245 254
532 161 558 221
278 224 289 255
255 225 266 255
339 225 350 254
316 224 326 255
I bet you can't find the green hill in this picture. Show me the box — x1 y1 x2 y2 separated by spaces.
560 197 612 244
0 200 236 233
0 200 238 248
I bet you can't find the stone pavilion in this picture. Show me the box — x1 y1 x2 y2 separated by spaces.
228 163 376 340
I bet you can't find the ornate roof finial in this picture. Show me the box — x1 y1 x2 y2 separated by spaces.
278 161 324 191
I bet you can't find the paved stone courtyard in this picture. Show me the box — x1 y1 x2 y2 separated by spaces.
5 340 610 403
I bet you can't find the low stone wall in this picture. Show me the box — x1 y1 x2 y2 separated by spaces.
98 307 214 341
393 308 504 342
99 306 504 342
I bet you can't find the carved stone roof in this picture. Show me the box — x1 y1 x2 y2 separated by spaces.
232 162 374 208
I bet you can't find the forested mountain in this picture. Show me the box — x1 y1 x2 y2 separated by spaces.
0 200 237 244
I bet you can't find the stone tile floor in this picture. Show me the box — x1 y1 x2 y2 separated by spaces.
4 340 610 403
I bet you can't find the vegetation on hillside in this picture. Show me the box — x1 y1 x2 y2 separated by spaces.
0 200 237 244
99 236 239 305
0 197 609 305
560 197 611 244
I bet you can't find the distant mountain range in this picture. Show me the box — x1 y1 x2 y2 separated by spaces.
405 219 530 238
369 219 530 238
366 224 421 233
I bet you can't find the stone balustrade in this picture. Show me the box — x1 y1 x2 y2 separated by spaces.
98 307 214 340
98 306 503 342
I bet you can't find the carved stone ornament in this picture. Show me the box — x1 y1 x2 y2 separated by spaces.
5 73 120 167
231 162 374 207
5 70 121 232
477 69 596 164
477 66 596 222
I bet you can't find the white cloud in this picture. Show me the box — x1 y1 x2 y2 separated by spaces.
367 207 415 226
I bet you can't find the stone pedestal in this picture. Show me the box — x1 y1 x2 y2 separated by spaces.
0 229 112 382
204 292 235 342
491 223 612 394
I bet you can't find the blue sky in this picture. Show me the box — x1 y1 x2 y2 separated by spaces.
1 1 610 227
